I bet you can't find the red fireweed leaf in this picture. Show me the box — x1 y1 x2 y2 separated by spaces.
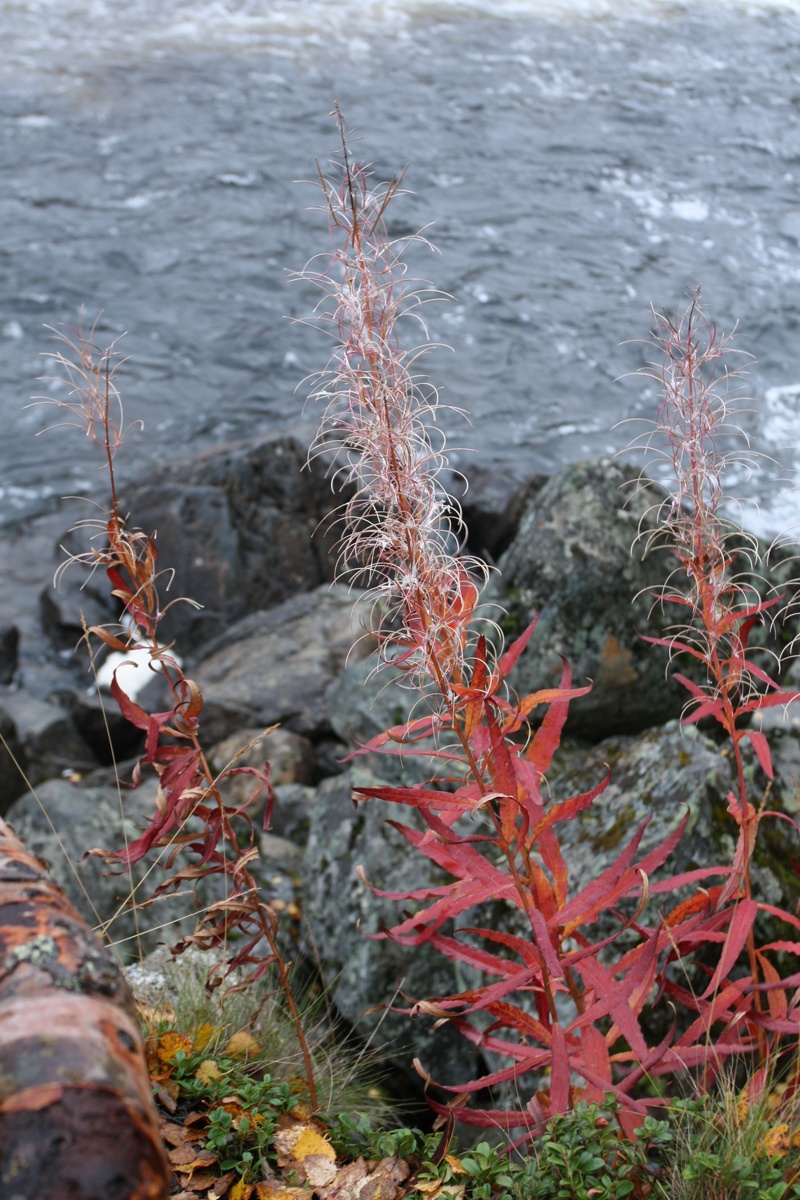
676 979 751 1047
649 865 730 894
353 784 467 811
579 1025 612 1098
758 904 800 934
461 925 542 968
526 906 564 983
539 769 611 834
497 616 538 678
427 1101 537 1131
568 933 660 1060
527 657 574 776
635 807 691 876
463 636 490 741
665 890 717 927
344 712 444 757
559 817 650 933
756 952 788 1022
450 1014 552 1064
483 705 517 826
387 820 516 899
718 797 758 909
426 931 524 977
429 967 541 1016
740 688 800 716
110 675 150 730
705 897 762 998
503 683 592 734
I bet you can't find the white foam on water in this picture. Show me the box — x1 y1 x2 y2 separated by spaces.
671 198 710 222
5 0 800 74
740 383 800 539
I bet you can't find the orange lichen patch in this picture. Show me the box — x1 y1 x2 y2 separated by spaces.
223 1030 261 1061
597 635 638 688
192 1022 218 1053
157 1031 194 1063
760 1123 790 1157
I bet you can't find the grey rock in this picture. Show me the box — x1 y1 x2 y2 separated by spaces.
1 691 95 782
271 783 316 846
193 585 376 743
549 722 736 899
547 719 800 928
324 655 442 785
0 707 26 813
0 624 19 685
6 776 179 956
7 774 305 966
119 435 348 648
208 725 316 820
494 459 698 739
302 768 486 1088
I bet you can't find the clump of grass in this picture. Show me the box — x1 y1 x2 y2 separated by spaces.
134 950 398 1188
659 1063 800 1200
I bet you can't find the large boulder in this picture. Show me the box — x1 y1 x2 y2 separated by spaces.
117 435 348 648
192 585 376 744
301 718 800 1094
6 777 172 956
8 775 304 964
302 768 486 1090
494 459 700 739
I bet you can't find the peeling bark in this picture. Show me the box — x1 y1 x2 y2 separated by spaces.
0 817 170 1199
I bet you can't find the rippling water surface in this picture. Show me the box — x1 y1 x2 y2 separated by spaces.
3 0 800 532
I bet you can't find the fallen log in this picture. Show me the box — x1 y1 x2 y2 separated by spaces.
0 816 170 1200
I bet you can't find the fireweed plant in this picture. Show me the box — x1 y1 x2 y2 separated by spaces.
297 114 800 1142
37 323 318 1110
627 296 800 1081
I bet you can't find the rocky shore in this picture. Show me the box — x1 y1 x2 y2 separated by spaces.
2 435 800 1094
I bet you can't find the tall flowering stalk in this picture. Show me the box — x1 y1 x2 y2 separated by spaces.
629 293 800 1063
38 322 319 1109
297 106 487 698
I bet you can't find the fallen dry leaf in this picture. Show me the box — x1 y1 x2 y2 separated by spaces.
412 1184 464 1200
168 1144 217 1171
301 1155 339 1189
182 1171 218 1191
274 1118 337 1169
357 1156 410 1200
208 1171 236 1198
157 1117 190 1148
254 1185 308 1200
318 1157 368 1200
229 1180 254 1200
155 1078 179 1111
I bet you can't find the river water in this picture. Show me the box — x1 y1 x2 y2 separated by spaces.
4 0 800 534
